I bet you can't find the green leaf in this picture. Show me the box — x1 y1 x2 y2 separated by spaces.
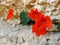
20 11 32 25
57 22 60 31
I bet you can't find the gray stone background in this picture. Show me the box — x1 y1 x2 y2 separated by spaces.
0 20 60 45
0 0 60 45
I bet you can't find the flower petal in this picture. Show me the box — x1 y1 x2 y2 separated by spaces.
28 9 40 21
45 16 52 29
6 9 14 20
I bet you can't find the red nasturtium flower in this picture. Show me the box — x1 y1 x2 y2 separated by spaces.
28 9 52 37
6 9 14 20
28 9 40 21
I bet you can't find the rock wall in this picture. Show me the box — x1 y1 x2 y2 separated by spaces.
0 20 60 45
0 0 60 45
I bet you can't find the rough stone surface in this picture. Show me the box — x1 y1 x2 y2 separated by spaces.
0 0 60 45
0 20 60 45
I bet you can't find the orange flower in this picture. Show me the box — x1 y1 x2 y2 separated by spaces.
32 22 46 37
28 9 40 21
45 16 52 29
32 15 52 37
28 9 52 37
6 9 14 20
